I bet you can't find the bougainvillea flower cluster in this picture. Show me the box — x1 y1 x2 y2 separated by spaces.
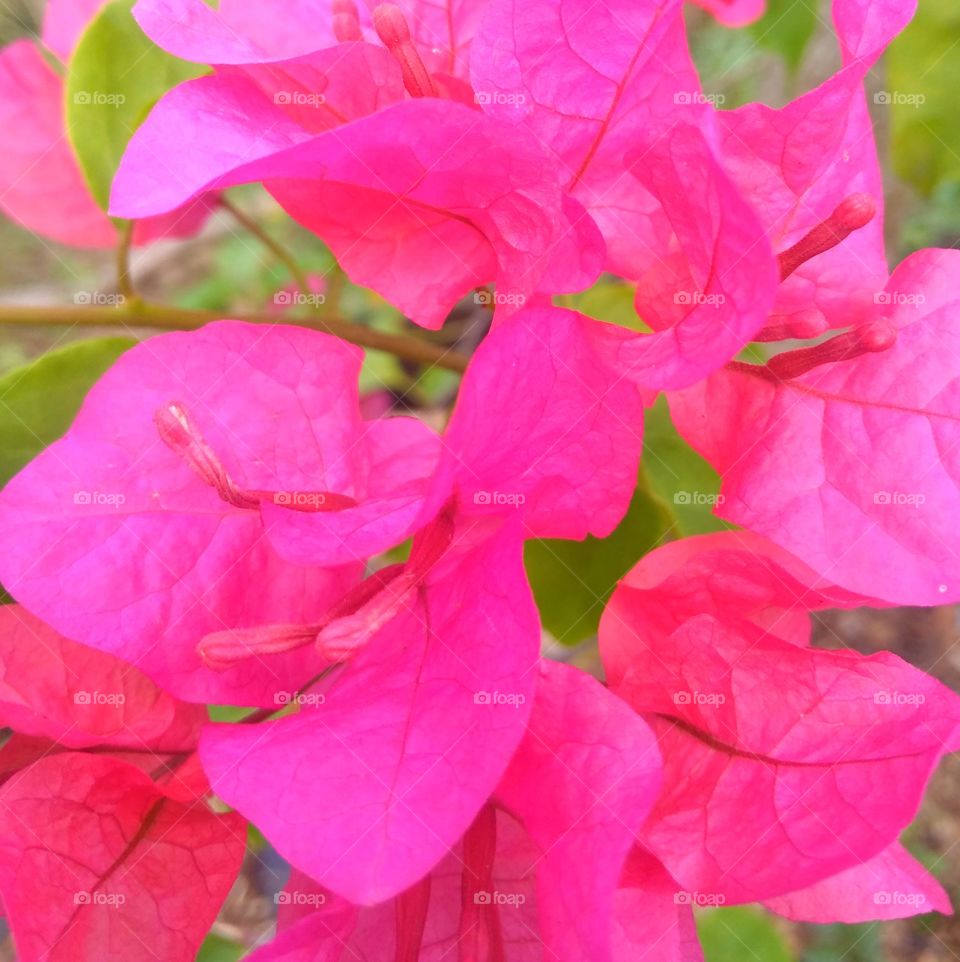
1 0 959 958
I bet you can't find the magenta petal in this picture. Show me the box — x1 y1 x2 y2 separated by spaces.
0 322 363 705
495 660 662 961
112 78 592 328
622 123 778 389
0 42 116 248
833 0 917 65
764 843 951 922
42 0 110 60
387 0 488 79
613 850 704 962
0 752 245 962
0 605 204 751
719 69 887 332
614 613 960 901
671 249 960 605
433 307 645 540
133 0 339 63
600 530 881 687
262 415 443 566
199 517 540 904
470 0 701 277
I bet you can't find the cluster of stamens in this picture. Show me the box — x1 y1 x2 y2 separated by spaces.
752 193 897 379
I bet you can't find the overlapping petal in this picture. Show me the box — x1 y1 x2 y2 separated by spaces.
0 752 245 962
200 516 540 904
670 249 960 605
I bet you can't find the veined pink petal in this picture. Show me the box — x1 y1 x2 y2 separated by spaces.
623 123 778 390
470 0 702 278
0 41 116 248
247 661 662 961
494 661 662 961
0 322 367 705
600 530 880 688
430 307 645 540
612 850 704 962
764 843 951 922
832 0 917 65
0 752 245 962
718 69 887 333
670 249 960 605
0 605 204 752
200 517 540 904
133 0 340 63
262 415 442 567
612 612 960 901
112 79 596 328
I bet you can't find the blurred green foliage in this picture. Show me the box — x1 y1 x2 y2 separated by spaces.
699 907 793 962
888 0 960 196
0 336 133 486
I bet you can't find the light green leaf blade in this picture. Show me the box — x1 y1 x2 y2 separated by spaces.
0 337 134 486
65 0 207 211
698 906 793 962
525 472 675 644
643 396 730 536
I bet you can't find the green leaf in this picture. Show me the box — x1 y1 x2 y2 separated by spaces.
525 472 674 644
698 907 793 962
196 935 244 962
65 0 207 211
643 396 730 537
747 0 817 72
0 337 134 486
561 278 651 332
888 0 960 195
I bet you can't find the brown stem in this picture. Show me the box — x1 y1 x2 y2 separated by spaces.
115 220 137 303
0 303 469 372
218 195 316 304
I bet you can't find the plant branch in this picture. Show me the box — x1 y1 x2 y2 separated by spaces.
0 303 470 372
115 220 137 302
219 195 315 301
